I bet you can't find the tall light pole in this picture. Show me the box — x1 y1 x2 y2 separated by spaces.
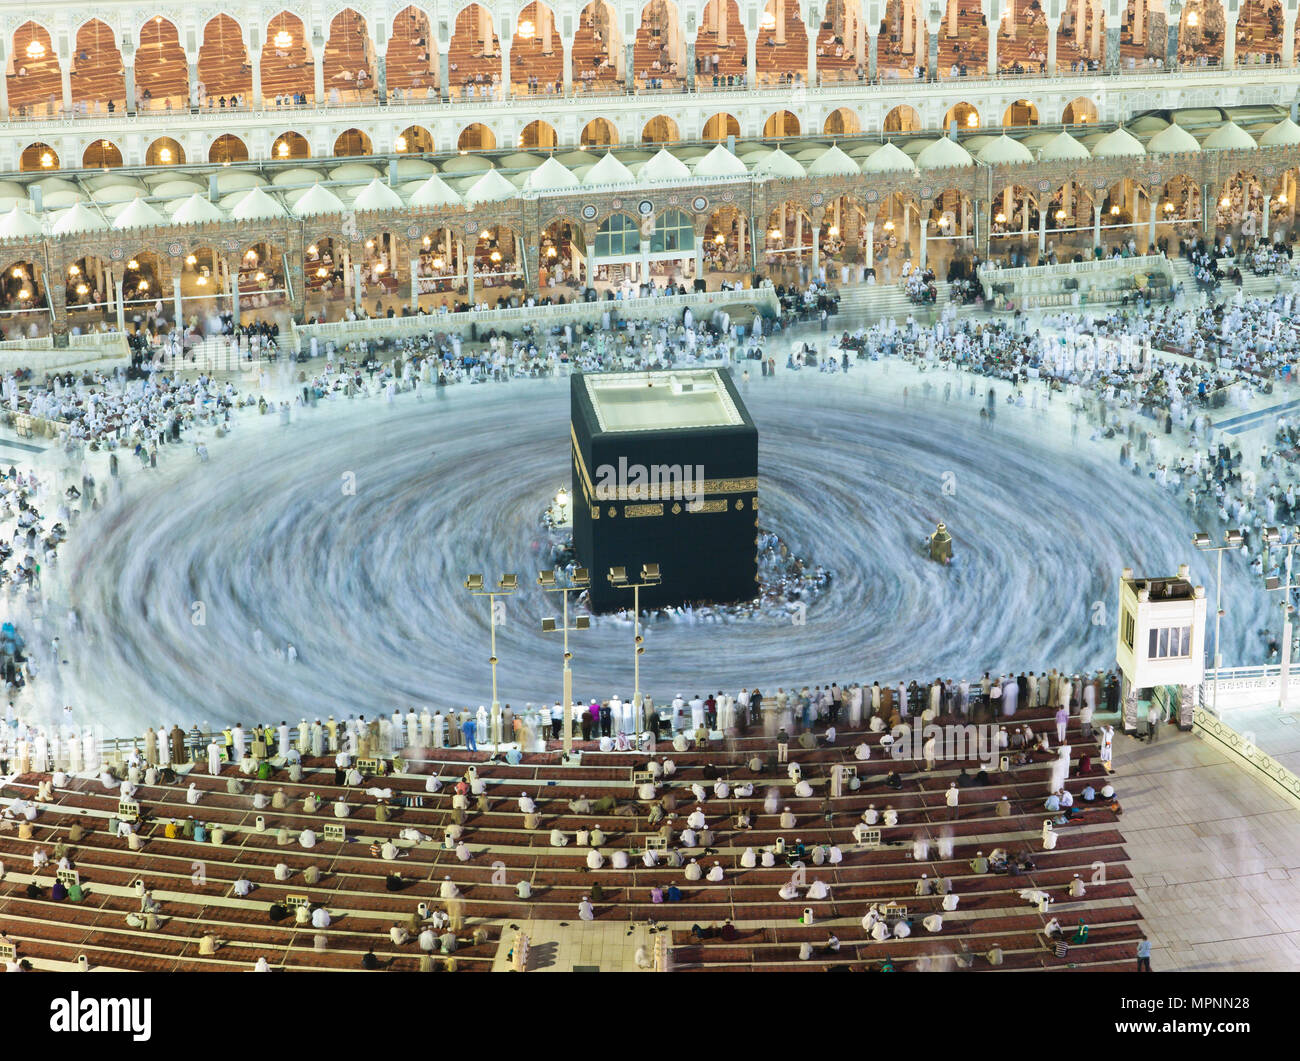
464 572 518 754
1193 528 1243 718
1261 526 1300 711
539 566 591 757
607 563 662 734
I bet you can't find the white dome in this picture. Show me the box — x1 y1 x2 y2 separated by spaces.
169 194 225 224
916 138 975 170
0 207 44 239
292 183 347 217
639 149 691 181
407 174 463 208
692 143 748 177
1202 121 1257 150
352 178 403 212
229 186 287 221
525 156 581 191
1091 128 1146 158
806 144 860 177
464 169 518 204
1259 118 1300 146
750 148 806 178
584 152 637 186
976 135 1033 165
861 142 918 174
112 196 169 230
51 202 107 235
1146 122 1200 153
1037 132 1091 162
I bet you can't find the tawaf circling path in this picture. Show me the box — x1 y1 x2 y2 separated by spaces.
571 368 759 612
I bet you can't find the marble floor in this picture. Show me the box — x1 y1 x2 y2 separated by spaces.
1116 723 1300 971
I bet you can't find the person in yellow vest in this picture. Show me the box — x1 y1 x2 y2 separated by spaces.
221 727 234 763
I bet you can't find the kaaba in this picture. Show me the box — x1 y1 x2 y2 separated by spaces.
571 368 759 612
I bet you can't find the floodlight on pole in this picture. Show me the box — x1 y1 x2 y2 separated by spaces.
539 567 591 756
464 572 518 753
607 563 663 733
1194 530 1243 718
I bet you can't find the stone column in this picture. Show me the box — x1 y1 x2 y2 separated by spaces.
687 40 696 89
919 216 929 268
1222 10 1237 67
865 220 875 268
1093 202 1102 248
376 54 388 102
467 254 476 301
868 31 878 78
48 270 67 337
626 41 635 89
115 277 126 332
987 7 998 72
1178 683 1195 730
747 32 758 82
1038 204 1047 252
639 239 650 283
1263 196 1271 241
60 36 73 112
230 259 242 328
124 61 137 114
439 49 450 100
0 39 9 120
501 18 513 95
1047 15 1060 73
1148 195 1159 250
1201 181 1212 235
1121 673 1138 733
563 37 573 94
928 21 938 78
313 30 326 101
808 7 819 83
410 257 421 310
1166 4 1180 67
353 264 363 314
172 270 183 328
1285 9 1298 66
251 52 262 107
1105 25 1119 73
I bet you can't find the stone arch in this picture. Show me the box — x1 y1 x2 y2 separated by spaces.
696 0 747 80
83 138 124 169
763 109 801 139
1178 0 1225 65
581 117 619 147
387 5 437 98
756 0 807 85
1003 99 1039 127
1062 97 1098 125
642 114 680 144
209 134 249 165
519 118 559 149
137 17 188 111
20 142 59 172
396 125 435 154
574 0 623 93
702 112 740 141
943 101 980 132
273 130 312 160
70 18 125 113
262 11 315 104
333 128 374 157
323 7 376 104
883 104 921 133
635 0 685 90
458 122 497 151
8 22 62 116
145 136 185 166
823 107 860 136
450 3 502 99
197 14 251 103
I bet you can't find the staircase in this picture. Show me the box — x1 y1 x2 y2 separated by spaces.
835 280 954 326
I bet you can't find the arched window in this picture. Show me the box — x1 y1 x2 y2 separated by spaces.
651 209 694 253
595 213 640 256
